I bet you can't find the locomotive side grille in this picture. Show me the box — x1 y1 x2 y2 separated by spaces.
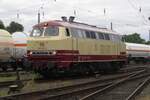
28 50 57 56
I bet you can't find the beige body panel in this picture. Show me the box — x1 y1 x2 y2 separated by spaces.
28 27 126 56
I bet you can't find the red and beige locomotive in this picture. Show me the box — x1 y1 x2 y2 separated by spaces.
27 17 126 77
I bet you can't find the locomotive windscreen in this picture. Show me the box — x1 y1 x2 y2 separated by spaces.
30 26 59 37
30 27 44 37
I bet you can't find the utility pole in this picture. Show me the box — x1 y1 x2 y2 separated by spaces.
110 22 113 30
149 30 150 41
148 17 150 41
38 12 40 24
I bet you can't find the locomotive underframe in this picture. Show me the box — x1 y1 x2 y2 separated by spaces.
28 54 126 77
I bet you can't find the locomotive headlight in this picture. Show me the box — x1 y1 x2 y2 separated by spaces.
29 51 33 55
49 51 57 55
52 51 57 55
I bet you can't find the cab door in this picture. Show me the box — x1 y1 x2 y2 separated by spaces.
70 28 79 62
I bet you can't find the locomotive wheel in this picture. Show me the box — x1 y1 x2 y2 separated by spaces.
1 66 8 71
71 63 90 75
11 63 17 71
12 66 17 71
22 58 32 71
111 62 120 72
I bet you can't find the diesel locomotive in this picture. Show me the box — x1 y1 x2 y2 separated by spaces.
27 17 126 77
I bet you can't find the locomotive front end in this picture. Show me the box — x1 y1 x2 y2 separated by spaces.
27 22 71 76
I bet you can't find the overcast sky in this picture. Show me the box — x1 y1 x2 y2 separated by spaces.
0 0 150 40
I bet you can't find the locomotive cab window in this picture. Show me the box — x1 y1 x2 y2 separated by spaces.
31 26 59 37
44 26 59 36
30 27 44 37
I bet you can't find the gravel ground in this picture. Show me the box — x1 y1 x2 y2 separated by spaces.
0 64 150 98
0 71 33 82
86 78 146 100
0 72 130 96
136 84 150 100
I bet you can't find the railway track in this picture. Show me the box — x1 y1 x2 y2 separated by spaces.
0 68 23 73
0 68 148 100
0 71 29 78
0 79 32 88
125 76 150 100
0 71 33 89
79 71 150 100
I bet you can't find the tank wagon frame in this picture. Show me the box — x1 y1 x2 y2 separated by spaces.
126 43 150 63
0 30 29 71
0 29 16 71
27 20 126 77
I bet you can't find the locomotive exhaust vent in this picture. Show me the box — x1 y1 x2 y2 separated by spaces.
61 16 67 22
69 16 75 22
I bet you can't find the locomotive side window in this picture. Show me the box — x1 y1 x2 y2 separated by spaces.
85 31 91 38
104 34 110 40
111 34 121 41
97 32 104 39
44 26 59 36
118 35 122 41
90 31 96 39
110 34 115 41
70 28 88 38
80 30 86 38
77 29 84 38
70 28 80 38
85 31 97 39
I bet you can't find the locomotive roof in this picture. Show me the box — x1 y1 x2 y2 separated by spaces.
34 20 120 35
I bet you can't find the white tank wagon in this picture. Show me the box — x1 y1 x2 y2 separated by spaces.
12 32 29 69
126 42 150 63
0 29 14 71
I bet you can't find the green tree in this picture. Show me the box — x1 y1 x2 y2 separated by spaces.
0 20 5 29
122 33 145 44
6 21 24 34
146 41 150 45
